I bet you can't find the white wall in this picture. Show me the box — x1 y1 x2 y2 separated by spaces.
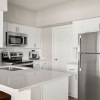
0 0 7 11
4 3 36 27
42 28 52 69
36 0 100 27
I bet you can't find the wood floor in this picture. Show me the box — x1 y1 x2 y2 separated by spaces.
69 96 78 100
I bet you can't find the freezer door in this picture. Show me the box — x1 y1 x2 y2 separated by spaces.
79 54 100 100
80 32 100 53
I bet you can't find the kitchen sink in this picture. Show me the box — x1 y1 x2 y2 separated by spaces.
0 66 28 71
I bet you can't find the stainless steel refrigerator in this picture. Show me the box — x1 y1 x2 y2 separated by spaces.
78 32 100 100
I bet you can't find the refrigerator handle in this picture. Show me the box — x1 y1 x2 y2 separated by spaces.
78 35 82 71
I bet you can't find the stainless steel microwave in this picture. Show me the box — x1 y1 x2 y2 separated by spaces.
6 32 28 46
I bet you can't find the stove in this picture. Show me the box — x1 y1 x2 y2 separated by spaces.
2 52 33 68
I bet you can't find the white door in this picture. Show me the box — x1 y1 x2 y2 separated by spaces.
52 29 63 71
52 25 73 71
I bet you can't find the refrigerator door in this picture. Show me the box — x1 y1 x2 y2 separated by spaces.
79 53 100 100
80 32 100 53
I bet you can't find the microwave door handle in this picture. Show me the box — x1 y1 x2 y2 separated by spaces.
22 37 24 45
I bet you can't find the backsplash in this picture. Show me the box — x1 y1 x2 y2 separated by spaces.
1 47 42 60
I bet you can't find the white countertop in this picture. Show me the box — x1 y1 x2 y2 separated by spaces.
0 68 70 91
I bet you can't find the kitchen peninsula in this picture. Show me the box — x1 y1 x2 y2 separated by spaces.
0 68 70 100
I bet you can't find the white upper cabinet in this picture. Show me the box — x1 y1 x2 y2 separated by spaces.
3 22 42 48
16 24 26 33
3 22 7 47
0 11 3 48
72 21 83 48
34 28 42 49
26 26 42 48
0 0 7 11
26 26 35 48
72 17 100 47
7 22 26 33
82 17 100 33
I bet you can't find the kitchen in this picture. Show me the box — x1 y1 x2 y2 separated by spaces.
0 0 100 100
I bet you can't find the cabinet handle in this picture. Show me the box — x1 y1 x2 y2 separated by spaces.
16 27 17 32
18 27 19 32
99 24 100 29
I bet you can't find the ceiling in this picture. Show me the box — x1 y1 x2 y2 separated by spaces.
8 0 70 11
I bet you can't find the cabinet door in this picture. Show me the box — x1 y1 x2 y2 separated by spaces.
69 74 78 98
26 26 35 48
72 21 83 47
67 64 78 98
43 78 69 100
26 26 42 48
34 28 42 48
16 24 26 33
82 17 100 33
3 22 7 47
73 17 100 48
7 22 17 32
7 22 26 33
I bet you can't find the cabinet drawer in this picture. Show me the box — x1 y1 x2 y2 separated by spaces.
67 64 78 72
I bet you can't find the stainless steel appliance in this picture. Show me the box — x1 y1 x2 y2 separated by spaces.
2 52 23 62
29 50 40 60
6 32 27 46
2 52 33 68
78 32 100 100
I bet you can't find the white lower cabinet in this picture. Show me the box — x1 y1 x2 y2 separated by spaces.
69 73 78 98
31 77 69 100
33 60 48 69
42 78 68 100
67 63 78 98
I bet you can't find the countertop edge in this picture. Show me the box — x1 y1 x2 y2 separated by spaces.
0 73 71 92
